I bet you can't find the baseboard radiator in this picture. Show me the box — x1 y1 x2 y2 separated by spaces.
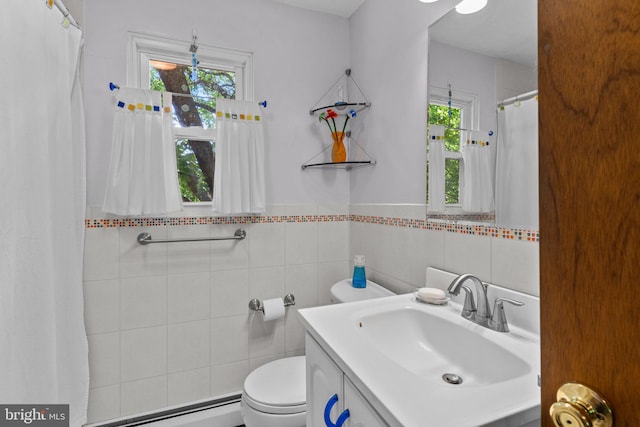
90 394 242 427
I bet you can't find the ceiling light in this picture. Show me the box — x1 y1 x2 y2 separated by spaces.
455 0 487 14
419 0 440 3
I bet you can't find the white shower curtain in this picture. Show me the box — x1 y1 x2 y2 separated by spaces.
213 98 265 214
103 89 183 215
461 130 494 213
427 125 446 213
0 1 89 426
496 97 539 229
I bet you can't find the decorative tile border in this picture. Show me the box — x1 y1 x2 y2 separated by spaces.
85 214 539 242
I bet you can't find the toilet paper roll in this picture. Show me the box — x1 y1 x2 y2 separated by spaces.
262 297 285 321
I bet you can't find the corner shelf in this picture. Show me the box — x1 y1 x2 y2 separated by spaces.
301 160 375 170
304 69 375 171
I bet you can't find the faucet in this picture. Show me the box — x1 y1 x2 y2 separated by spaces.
447 274 491 326
447 273 524 332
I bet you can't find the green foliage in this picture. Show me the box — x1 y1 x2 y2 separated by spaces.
175 139 213 202
150 62 235 202
428 103 462 205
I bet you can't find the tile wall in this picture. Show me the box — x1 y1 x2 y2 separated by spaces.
83 203 539 423
83 204 350 423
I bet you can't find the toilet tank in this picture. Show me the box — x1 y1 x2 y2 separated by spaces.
329 279 395 304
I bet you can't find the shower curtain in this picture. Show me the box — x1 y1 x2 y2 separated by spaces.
495 97 539 229
0 2 89 426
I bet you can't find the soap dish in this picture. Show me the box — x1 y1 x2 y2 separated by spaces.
413 291 450 306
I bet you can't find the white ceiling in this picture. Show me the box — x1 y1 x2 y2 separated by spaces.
272 0 366 17
430 0 537 67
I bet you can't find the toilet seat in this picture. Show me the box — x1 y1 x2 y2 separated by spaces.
242 356 306 415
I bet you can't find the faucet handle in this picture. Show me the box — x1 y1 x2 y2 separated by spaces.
460 285 477 320
488 298 524 332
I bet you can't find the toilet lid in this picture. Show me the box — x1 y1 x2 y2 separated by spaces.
243 356 306 414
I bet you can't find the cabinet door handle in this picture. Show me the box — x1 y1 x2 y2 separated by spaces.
324 394 351 427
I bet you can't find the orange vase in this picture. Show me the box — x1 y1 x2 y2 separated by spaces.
331 131 347 163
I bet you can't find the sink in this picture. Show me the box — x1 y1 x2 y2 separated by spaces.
355 306 531 386
298 291 540 426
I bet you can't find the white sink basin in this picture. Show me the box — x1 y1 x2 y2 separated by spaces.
299 292 540 427
356 306 531 386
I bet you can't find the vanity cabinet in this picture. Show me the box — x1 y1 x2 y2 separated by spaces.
306 333 388 427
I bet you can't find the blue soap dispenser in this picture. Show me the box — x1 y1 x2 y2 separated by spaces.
352 255 367 288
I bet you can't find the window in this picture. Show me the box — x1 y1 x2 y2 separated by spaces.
128 32 253 203
427 87 477 207
428 102 463 205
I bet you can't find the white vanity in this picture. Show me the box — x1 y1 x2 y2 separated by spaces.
298 268 541 427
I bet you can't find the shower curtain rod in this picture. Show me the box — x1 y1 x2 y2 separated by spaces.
50 0 80 29
498 90 538 108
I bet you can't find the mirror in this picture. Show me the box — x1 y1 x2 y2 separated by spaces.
427 0 538 229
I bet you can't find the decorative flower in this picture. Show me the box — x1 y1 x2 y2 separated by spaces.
319 108 357 135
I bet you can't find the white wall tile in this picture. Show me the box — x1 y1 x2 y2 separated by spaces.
119 226 168 278
249 353 285 372
210 224 250 271
168 320 210 373
248 314 285 359
443 232 492 281
84 279 119 335
168 368 211 406
318 221 349 263
407 229 446 287
87 384 120 423
318 261 350 305
120 326 167 382
285 222 318 265
285 263 319 307
249 266 285 301
121 376 168 416
211 269 250 318
84 228 120 281
211 360 249 396
285 307 306 353
88 332 120 388
167 225 211 274
491 238 540 296
249 223 285 268
210 315 249 365
168 272 210 324
120 276 167 330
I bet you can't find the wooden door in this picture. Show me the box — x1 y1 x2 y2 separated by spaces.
538 0 640 425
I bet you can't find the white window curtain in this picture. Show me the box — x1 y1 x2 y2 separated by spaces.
427 125 446 213
213 98 265 214
102 89 183 215
495 97 539 229
461 130 494 213
0 1 88 425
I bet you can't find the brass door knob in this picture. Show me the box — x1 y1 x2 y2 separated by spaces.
549 382 613 427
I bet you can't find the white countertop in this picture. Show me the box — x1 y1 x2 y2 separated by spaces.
298 293 541 427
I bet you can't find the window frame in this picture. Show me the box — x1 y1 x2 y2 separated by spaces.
126 32 254 205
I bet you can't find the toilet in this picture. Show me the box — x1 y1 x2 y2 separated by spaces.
240 279 395 427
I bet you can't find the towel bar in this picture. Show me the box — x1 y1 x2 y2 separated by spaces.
137 228 246 245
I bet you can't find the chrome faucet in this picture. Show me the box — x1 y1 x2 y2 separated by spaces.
447 274 491 326
447 273 524 332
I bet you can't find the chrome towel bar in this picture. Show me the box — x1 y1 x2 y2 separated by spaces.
137 228 246 245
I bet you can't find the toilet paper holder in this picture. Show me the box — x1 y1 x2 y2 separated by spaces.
248 294 296 313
